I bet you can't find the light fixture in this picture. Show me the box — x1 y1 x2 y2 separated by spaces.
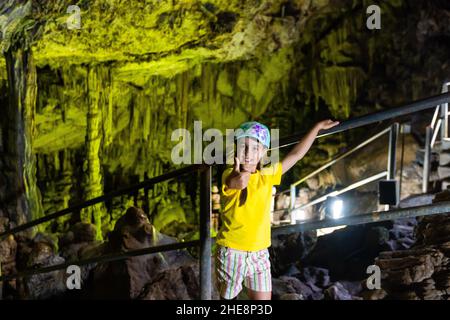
326 197 344 219
294 208 306 221
331 198 344 219
289 208 307 224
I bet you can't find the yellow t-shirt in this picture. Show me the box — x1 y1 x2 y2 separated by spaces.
216 162 283 251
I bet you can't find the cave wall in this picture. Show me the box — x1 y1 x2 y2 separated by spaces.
0 0 449 238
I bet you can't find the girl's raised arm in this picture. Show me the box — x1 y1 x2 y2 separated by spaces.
281 119 340 175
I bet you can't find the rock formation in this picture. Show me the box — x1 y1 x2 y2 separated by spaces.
360 191 450 300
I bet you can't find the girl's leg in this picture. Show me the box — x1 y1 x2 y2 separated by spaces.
215 246 245 300
244 249 272 300
246 288 271 300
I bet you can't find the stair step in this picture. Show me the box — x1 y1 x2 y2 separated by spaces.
434 139 450 152
415 149 439 166
439 152 450 166
437 166 450 180
441 179 450 190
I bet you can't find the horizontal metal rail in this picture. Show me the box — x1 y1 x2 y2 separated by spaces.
0 240 200 282
275 92 450 150
0 164 203 239
295 171 388 211
272 200 450 237
273 171 387 215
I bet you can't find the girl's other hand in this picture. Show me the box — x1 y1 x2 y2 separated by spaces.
316 119 340 131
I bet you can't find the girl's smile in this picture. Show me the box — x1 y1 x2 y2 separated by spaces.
236 137 266 172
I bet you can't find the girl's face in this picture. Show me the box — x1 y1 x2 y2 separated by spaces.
236 137 266 172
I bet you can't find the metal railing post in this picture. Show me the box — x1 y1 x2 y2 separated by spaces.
423 126 432 193
443 82 450 140
290 185 296 224
199 166 211 300
385 123 399 210
0 261 3 300
387 123 399 181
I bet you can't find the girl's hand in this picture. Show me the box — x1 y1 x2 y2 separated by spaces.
226 157 251 190
315 119 340 131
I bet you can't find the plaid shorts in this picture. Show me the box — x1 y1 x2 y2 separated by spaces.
215 245 272 299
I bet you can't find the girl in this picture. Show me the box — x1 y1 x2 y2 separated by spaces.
215 119 339 300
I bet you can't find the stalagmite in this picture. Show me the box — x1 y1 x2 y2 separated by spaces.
80 66 109 240
2 47 44 229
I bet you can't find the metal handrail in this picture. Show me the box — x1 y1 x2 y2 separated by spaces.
422 83 450 193
274 92 450 150
294 171 388 211
272 171 388 218
0 240 200 282
284 92 450 191
291 126 391 188
274 90 450 226
278 122 398 225
272 200 450 236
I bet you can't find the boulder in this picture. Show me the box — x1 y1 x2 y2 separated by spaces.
88 207 198 299
361 194 450 300
0 217 17 276
138 264 200 300
274 276 324 300
270 231 317 276
297 266 330 288
360 289 388 300
59 222 97 246
279 276 313 299
272 277 296 299
280 293 304 300
14 238 68 299
324 282 362 300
